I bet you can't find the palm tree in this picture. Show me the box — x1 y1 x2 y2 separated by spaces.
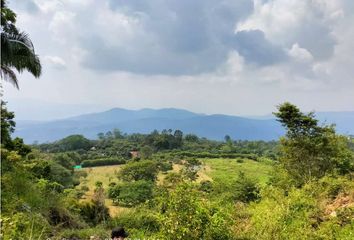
1 0 41 89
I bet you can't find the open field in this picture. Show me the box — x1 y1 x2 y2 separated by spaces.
76 165 130 216
203 158 273 185
76 158 273 216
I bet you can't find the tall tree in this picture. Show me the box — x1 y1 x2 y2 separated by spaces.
1 0 41 89
274 102 353 185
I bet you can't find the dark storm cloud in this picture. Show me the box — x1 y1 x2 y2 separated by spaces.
233 30 288 66
292 20 336 60
82 0 255 75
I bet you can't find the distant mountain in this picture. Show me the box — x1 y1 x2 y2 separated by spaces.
14 108 354 143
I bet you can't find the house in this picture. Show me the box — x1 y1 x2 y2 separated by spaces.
129 150 140 158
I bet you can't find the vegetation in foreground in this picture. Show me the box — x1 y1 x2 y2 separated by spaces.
1 101 353 239
1 1 353 238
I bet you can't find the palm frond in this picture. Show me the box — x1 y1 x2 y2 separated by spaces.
0 65 19 89
1 31 42 78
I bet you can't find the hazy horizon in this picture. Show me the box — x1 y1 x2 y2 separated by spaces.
7 99 354 122
3 0 354 120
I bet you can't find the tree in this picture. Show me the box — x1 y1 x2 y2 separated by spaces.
185 134 199 142
233 171 259 203
118 160 158 182
113 128 124 139
1 101 15 148
140 145 153 159
108 180 154 207
274 102 354 185
1 0 41 88
57 135 91 151
173 129 183 148
224 135 231 143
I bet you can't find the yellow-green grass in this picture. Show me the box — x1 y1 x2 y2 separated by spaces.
76 159 271 216
202 158 273 185
76 165 130 217
157 163 212 185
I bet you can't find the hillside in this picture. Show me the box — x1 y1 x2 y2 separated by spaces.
14 108 354 143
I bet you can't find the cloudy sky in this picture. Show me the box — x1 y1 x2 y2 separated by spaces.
3 0 354 120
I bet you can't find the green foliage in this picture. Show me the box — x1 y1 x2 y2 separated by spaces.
236 176 354 240
176 151 258 160
108 180 154 207
108 209 160 233
233 171 260 203
199 180 213 193
118 160 158 182
1 212 50 240
1 101 16 148
79 201 110 226
158 183 233 240
49 162 76 188
184 133 199 142
81 158 125 167
140 145 154 159
158 160 173 172
163 172 184 187
1 0 42 88
56 227 109 240
56 135 92 151
11 137 31 156
275 102 354 185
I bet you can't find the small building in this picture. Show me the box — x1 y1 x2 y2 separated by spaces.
129 150 140 158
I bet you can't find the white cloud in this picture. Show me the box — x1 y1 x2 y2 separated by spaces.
288 43 313 62
48 10 76 43
43 56 67 69
3 0 354 120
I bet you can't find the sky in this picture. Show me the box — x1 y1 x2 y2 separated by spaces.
3 0 354 120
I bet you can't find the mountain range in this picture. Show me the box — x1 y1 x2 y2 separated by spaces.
14 108 354 143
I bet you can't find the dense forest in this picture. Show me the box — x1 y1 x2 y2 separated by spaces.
1 101 354 239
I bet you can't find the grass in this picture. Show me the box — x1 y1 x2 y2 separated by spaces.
76 165 130 217
202 158 273 185
76 158 273 216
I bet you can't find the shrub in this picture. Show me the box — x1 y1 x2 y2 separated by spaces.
79 201 110 226
81 158 125 168
158 183 233 240
108 180 154 207
159 161 173 172
80 185 89 192
118 160 158 182
199 180 213 193
233 172 260 203
108 209 160 233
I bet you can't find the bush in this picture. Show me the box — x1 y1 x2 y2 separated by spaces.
81 158 125 168
233 172 260 203
108 180 154 207
79 201 110 226
118 160 158 182
199 180 213 193
159 161 173 172
80 185 89 192
171 151 258 161
163 172 184 187
108 209 160 233
57 226 109 240
158 183 233 240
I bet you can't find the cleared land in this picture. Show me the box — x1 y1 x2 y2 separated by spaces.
77 158 273 216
